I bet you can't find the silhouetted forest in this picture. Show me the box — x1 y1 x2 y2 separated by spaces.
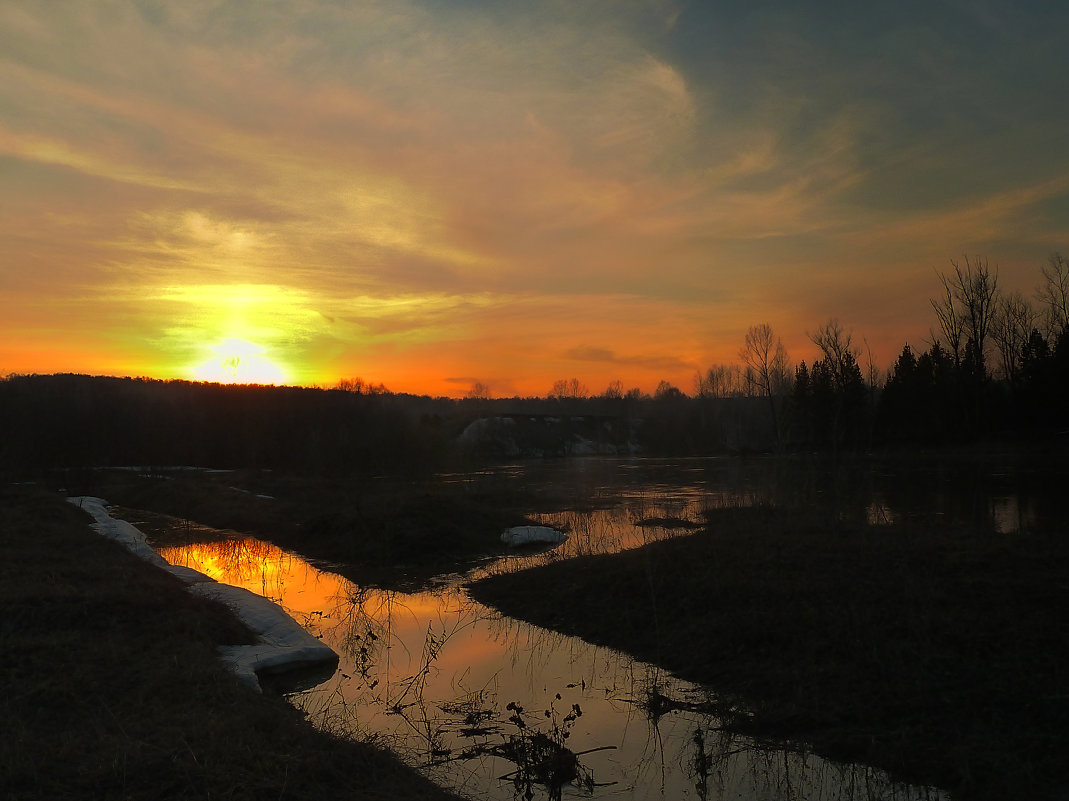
3 254 1066 475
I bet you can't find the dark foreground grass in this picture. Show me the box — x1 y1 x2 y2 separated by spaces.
0 486 461 801
78 469 538 590
469 505 1069 801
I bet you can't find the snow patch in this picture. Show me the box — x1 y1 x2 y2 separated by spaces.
501 525 567 547
68 496 337 692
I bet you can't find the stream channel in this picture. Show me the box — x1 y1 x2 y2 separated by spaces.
137 454 1049 801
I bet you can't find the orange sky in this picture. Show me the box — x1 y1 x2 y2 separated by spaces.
2 2 1067 397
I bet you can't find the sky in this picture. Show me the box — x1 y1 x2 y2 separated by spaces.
2 1 1067 397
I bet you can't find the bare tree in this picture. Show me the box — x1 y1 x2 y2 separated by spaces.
740 324 785 397
742 366 757 398
654 380 685 401
861 337 883 417
600 380 624 400
930 276 966 367
336 377 367 393
740 323 790 443
697 364 744 399
1036 252 1069 339
549 377 588 400
862 338 882 392
808 319 861 390
991 292 1038 384
335 377 390 395
465 382 492 400
931 255 1000 372
808 319 868 448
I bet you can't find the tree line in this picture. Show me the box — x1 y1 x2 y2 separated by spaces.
2 254 1066 475
533 253 1069 451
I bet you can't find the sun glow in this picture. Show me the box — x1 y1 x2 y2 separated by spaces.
189 338 290 385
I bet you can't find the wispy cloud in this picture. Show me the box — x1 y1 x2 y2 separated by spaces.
2 0 1067 393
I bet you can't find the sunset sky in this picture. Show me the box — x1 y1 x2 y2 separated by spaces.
2 1 1067 397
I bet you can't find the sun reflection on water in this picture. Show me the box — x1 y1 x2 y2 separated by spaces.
153 502 947 801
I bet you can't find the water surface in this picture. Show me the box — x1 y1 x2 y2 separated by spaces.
148 454 1004 801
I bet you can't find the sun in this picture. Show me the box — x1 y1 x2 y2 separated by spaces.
189 338 290 385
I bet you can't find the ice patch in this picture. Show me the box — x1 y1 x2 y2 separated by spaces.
501 525 567 546
67 496 337 692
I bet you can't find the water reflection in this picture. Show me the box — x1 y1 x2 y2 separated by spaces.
989 494 1038 534
445 453 1062 536
148 454 1069 797
157 506 946 801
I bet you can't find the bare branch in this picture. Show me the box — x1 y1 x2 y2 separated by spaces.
931 255 1000 372
808 319 860 391
930 270 965 366
549 378 588 400
697 364 744 399
1036 252 1069 339
991 292 1038 383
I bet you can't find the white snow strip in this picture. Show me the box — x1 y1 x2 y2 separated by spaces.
67 496 338 692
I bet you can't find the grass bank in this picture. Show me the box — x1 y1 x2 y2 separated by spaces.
75 469 542 590
0 486 461 801
469 505 1069 801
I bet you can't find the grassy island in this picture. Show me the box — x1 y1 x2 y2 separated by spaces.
469 505 1069 801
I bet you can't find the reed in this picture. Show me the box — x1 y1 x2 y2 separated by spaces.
470 503 1069 800
0 486 461 801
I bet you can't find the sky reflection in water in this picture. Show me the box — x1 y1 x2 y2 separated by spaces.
156 476 949 801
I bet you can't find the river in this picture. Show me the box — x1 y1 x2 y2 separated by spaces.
145 453 1058 800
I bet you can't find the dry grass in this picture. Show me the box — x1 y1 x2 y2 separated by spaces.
470 504 1069 800
0 485 461 801
81 469 537 590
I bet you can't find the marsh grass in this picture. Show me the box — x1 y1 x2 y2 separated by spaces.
469 504 1069 800
83 469 540 590
0 486 461 801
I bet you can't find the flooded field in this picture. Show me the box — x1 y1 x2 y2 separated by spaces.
135 453 1046 801
155 530 946 801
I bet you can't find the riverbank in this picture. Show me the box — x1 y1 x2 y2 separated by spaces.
0 486 462 801
77 468 544 590
469 504 1069 801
